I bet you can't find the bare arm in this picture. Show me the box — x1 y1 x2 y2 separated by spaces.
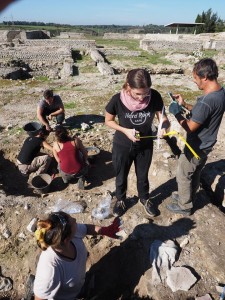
52 143 60 163
105 111 139 142
34 296 46 300
37 106 50 129
175 113 201 133
42 140 53 152
48 99 65 119
86 224 101 235
49 107 64 118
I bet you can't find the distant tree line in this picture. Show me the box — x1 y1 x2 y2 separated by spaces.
1 9 224 35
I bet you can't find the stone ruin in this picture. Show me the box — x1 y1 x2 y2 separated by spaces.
0 29 97 79
0 30 225 80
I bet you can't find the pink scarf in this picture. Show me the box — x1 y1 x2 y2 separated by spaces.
120 89 151 112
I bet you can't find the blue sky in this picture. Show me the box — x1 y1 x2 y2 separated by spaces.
0 0 225 26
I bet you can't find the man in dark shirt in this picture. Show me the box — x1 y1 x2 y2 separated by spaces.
17 127 53 177
37 89 65 132
167 58 225 215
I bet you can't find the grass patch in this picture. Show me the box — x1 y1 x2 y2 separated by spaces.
108 51 172 67
94 38 140 51
34 76 49 82
64 102 77 109
76 55 97 74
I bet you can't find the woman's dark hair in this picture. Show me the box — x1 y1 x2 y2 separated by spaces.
193 58 218 80
44 89 54 99
123 69 152 89
35 211 72 251
55 125 71 143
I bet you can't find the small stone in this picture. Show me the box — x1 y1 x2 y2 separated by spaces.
2 228 11 239
27 218 37 233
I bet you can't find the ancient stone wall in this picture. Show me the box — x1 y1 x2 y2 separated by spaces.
100 49 141 56
24 39 96 49
103 33 146 39
59 32 86 39
140 39 202 52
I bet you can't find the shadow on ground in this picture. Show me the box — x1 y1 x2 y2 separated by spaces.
84 218 196 300
65 114 105 129
85 149 114 189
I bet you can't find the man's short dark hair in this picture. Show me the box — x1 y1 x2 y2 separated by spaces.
193 58 218 80
43 89 53 99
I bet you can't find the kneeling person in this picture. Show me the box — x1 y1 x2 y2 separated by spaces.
53 125 88 187
17 127 52 177
37 89 65 132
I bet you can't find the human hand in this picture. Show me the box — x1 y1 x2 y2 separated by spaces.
124 128 140 142
48 114 52 120
100 217 122 239
173 94 185 106
46 124 52 132
169 102 182 116
158 128 167 138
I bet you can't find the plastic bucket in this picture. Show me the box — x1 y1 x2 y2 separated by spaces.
23 122 42 137
31 173 52 193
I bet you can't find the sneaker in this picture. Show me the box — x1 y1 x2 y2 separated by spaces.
140 198 157 217
77 177 85 190
113 200 127 217
166 203 191 216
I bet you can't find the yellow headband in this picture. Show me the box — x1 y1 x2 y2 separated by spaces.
35 228 47 242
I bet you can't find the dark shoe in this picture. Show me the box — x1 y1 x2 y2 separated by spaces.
77 177 85 190
172 192 179 202
166 203 191 216
140 198 157 217
113 200 127 217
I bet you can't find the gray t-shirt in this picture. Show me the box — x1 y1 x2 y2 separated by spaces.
187 87 225 151
33 224 87 300
39 95 63 111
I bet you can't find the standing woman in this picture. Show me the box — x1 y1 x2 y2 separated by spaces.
105 69 170 217
33 211 121 300
53 125 88 187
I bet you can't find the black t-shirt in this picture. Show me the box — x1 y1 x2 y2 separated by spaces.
105 89 164 148
18 136 43 164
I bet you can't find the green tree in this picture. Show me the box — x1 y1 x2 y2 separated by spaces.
195 8 224 33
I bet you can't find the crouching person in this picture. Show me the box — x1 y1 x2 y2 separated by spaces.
17 126 52 177
33 212 121 300
53 125 89 188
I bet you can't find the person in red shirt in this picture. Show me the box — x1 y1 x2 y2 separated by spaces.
53 126 88 188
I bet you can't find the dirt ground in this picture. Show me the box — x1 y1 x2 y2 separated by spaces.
0 53 225 300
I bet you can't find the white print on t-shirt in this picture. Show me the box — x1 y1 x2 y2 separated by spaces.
125 111 151 125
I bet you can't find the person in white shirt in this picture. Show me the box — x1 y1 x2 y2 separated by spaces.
33 211 121 300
